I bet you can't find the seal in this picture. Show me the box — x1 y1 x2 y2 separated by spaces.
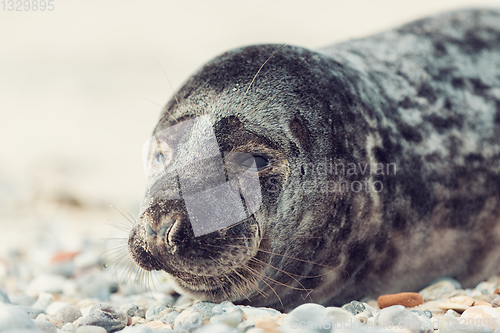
127 9 500 310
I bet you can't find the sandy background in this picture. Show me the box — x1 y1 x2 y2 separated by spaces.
1 0 500 254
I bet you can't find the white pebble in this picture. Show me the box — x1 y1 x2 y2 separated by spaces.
76 325 107 333
32 292 54 311
61 322 76 332
25 273 68 296
0 302 36 331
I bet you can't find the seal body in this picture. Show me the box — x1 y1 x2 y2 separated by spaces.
128 9 500 310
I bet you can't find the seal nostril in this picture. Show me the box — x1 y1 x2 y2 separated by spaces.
158 224 169 237
145 224 156 236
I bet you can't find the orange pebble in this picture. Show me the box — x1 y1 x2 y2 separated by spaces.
494 287 500 295
377 292 423 309
50 251 80 263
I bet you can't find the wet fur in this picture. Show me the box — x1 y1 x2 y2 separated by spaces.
129 9 500 310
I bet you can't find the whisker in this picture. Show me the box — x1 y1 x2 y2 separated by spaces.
243 264 283 307
110 204 137 226
234 44 287 119
153 58 180 124
250 257 313 302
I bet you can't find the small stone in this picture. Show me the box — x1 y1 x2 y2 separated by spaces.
212 301 237 316
48 304 83 328
438 302 470 313
461 306 500 331
341 300 365 315
17 305 44 319
130 316 146 326
0 302 36 331
254 317 280 331
492 296 500 308
419 279 460 300
121 326 154 333
474 300 492 306
46 301 73 314
374 305 423 333
32 293 54 311
61 322 76 332
35 319 58 333
282 303 332 332
119 303 139 317
325 306 355 324
134 308 146 318
9 294 36 306
449 295 475 307
76 325 107 333
26 273 68 296
76 303 128 332
377 292 423 309
494 287 500 295
51 251 80 263
145 302 168 321
210 307 244 327
143 320 173 329
188 301 218 320
158 310 179 324
0 289 11 304
174 308 203 331
195 322 235 333
238 305 280 319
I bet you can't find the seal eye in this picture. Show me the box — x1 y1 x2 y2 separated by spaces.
238 154 270 172
155 152 166 164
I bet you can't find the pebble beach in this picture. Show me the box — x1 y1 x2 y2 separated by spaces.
1 173 500 333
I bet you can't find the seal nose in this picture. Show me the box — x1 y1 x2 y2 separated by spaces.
165 213 194 250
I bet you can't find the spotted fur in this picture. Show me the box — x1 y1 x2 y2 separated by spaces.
128 9 500 310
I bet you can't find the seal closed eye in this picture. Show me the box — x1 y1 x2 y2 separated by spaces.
128 9 500 311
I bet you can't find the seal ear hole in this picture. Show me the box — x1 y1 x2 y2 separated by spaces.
289 117 310 147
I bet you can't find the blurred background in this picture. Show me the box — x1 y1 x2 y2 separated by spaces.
1 0 499 254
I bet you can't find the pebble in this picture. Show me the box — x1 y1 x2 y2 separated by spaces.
419 278 460 299
374 305 428 333
9 294 36 306
121 326 154 333
0 289 11 303
492 296 500 308
75 303 129 332
460 305 500 331
25 273 68 296
495 287 500 295
377 292 423 309
145 302 169 321
158 310 179 324
76 325 108 333
35 319 58 333
32 292 55 310
210 307 244 327
0 302 36 331
282 303 334 333
341 300 366 315
173 307 203 331
62 322 76 332
47 304 83 328
120 303 140 317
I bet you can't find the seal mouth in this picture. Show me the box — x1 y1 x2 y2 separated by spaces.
128 207 267 302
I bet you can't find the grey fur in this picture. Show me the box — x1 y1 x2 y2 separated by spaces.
128 9 500 310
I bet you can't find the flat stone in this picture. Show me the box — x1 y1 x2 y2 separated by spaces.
438 302 470 313
448 295 475 307
377 292 423 309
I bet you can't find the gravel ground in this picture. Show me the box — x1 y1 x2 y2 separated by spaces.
1 175 500 333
